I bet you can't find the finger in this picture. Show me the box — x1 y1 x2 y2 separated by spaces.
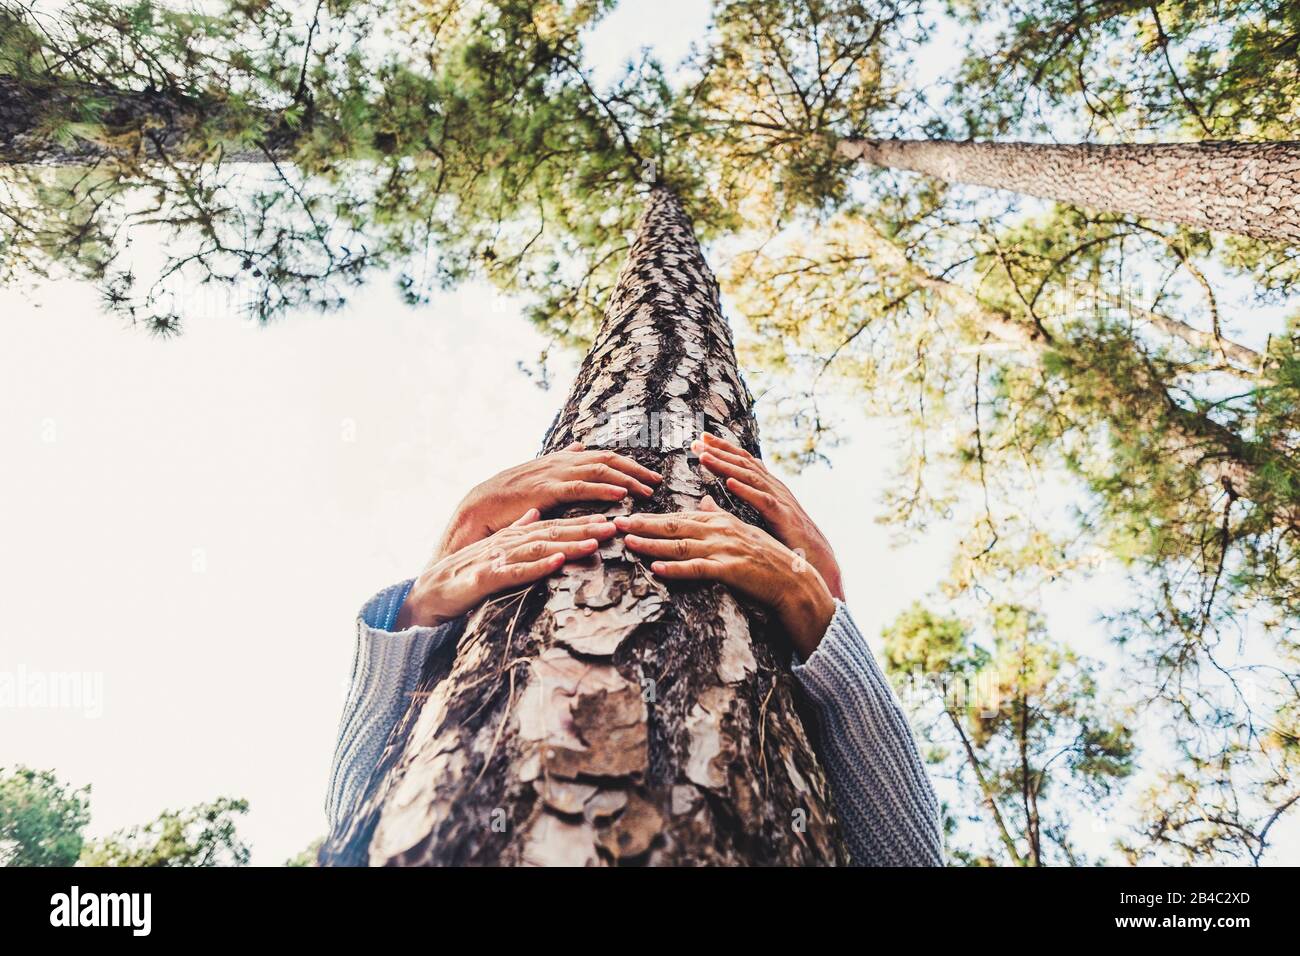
583 449 662 486
698 432 754 461
698 448 769 484
539 514 620 527
579 463 656 498
565 441 585 452
624 534 711 560
506 537 601 564
493 551 568 587
699 494 721 512
613 512 713 537
724 476 779 515
648 558 725 580
559 479 634 503
515 519 616 542
509 508 540 527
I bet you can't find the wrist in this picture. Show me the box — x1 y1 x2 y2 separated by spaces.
394 573 454 630
781 571 836 659
437 489 487 559
802 540 844 602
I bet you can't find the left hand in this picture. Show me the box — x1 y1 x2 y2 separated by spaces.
692 432 845 600
616 496 836 658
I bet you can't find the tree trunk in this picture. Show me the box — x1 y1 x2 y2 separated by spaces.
838 138 1300 244
322 185 845 866
0 76 297 165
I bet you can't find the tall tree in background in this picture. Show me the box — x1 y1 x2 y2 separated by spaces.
836 139 1300 244
324 185 843 866
883 604 1134 866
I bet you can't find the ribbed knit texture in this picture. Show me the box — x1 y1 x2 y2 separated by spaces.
791 599 943 866
324 579 462 834
326 588 943 866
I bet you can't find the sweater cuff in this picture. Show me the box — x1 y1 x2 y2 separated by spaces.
361 579 417 632
791 599 881 709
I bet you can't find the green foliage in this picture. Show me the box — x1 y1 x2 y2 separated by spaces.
949 0 1300 140
0 767 91 867
80 797 251 867
884 603 1135 865
284 836 323 866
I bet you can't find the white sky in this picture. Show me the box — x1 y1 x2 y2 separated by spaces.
1 0 1294 866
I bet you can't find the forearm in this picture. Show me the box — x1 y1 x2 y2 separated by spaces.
792 601 944 866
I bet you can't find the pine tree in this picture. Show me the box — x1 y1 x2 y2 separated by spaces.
322 186 844 866
837 139 1300 244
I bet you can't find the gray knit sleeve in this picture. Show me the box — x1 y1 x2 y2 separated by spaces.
324 580 463 838
791 600 944 866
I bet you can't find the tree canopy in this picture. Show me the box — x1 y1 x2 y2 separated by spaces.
3 0 1298 863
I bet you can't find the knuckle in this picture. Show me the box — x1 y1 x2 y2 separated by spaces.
675 539 690 558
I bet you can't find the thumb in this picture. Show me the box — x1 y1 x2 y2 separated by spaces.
510 508 540 527
700 494 721 512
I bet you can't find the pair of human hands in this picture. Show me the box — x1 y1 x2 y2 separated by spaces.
396 434 842 657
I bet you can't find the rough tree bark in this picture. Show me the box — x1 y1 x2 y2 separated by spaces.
322 186 844 866
838 138 1300 244
0 75 298 165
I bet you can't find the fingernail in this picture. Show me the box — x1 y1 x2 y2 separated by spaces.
651 562 665 573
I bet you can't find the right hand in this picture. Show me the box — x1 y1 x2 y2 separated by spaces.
397 511 617 629
692 432 845 600
437 442 661 558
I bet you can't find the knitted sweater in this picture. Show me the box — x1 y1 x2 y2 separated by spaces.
327 579 943 866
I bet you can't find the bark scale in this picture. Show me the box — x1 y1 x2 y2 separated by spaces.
839 138 1300 244
323 186 844 866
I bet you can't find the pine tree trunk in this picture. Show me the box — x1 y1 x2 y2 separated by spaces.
323 186 844 866
838 138 1300 244
0 76 297 165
